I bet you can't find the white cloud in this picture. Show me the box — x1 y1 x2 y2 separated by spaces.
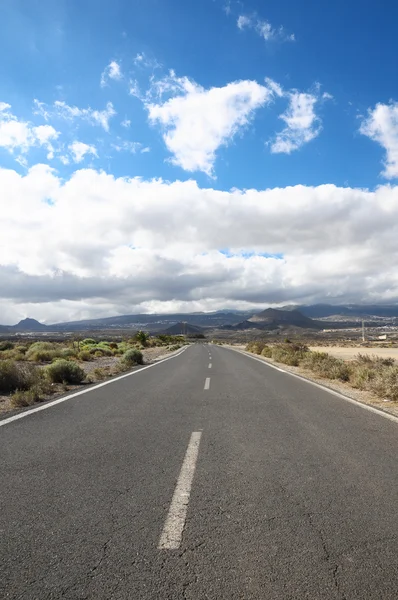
133 52 162 70
146 72 279 174
111 140 141 153
237 15 252 29
270 91 323 154
360 101 398 179
237 13 295 42
34 99 116 132
121 118 131 128
68 141 98 163
0 103 59 157
2 164 398 322
100 60 122 87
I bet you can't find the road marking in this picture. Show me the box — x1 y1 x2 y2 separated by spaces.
208 363 212 369
158 431 202 550
227 347 398 425
204 377 211 390
0 346 189 428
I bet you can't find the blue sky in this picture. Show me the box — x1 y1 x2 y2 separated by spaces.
1 0 398 323
0 0 395 189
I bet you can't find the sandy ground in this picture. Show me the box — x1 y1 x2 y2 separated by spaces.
309 346 398 361
0 345 183 415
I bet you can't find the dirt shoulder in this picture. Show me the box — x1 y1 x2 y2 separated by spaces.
0 345 185 417
226 344 398 419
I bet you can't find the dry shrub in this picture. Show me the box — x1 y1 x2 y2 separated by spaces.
0 361 39 393
45 360 85 384
301 352 350 381
261 346 272 358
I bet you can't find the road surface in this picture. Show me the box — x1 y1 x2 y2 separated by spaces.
1 344 398 599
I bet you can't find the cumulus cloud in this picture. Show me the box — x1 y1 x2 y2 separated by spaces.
146 72 280 174
68 141 98 163
121 118 131 128
237 13 295 42
1 164 398 322
270 90 327 154
100 60 122 87
360 101 398 179
0 103 59 158
34 99 116 132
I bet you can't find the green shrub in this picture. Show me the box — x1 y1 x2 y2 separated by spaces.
45 360 85 384
89 346 113 357
27 349 59 362
78 350 92 361
61 348 77 359
0 361 39 393
0 341 14 351
15 345 28 354
122 348 143 367
82 338 96 345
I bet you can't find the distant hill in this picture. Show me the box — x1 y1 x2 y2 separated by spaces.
13 318 48 331
248 308 318 327
282 304 398 319
228 308 322 331
162 322 204 335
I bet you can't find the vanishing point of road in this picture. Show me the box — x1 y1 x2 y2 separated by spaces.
1 344 398 599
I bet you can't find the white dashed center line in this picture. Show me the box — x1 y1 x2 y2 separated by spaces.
208 363 212 369
204 377 211 390
158 431 202 550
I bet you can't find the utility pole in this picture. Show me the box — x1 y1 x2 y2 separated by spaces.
362 320 366 342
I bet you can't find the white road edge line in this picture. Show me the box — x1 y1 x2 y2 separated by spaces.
158 431 202 550
0 346 189 428
204 377 211 390
227 347 398 425
208 363 212 369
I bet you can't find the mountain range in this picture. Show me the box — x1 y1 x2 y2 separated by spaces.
1 304 398 333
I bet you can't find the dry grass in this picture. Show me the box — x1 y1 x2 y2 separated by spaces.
246 342 398 402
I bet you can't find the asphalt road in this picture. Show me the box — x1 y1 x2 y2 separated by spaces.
1 344 398 599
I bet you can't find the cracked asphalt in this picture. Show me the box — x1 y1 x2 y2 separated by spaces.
1 344 398 599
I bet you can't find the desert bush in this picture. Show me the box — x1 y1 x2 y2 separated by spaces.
356 353 395 367
246 341 266 354
89 346 113 357
10 378 51 407
109 342 118 349
271 346 301 366
261 346 272 358
61 348 77 359
367 365 398 401
92 367 109 380
122 348 143 367
0 361 40 393
301 352 350 381
349 364 376 390
78 350 92 361
134 331 149 347
0 341 14 351
15 345 28 354
45 360 85 384
82 338 96 345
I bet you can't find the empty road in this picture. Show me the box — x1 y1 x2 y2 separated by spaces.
1 344 398 599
